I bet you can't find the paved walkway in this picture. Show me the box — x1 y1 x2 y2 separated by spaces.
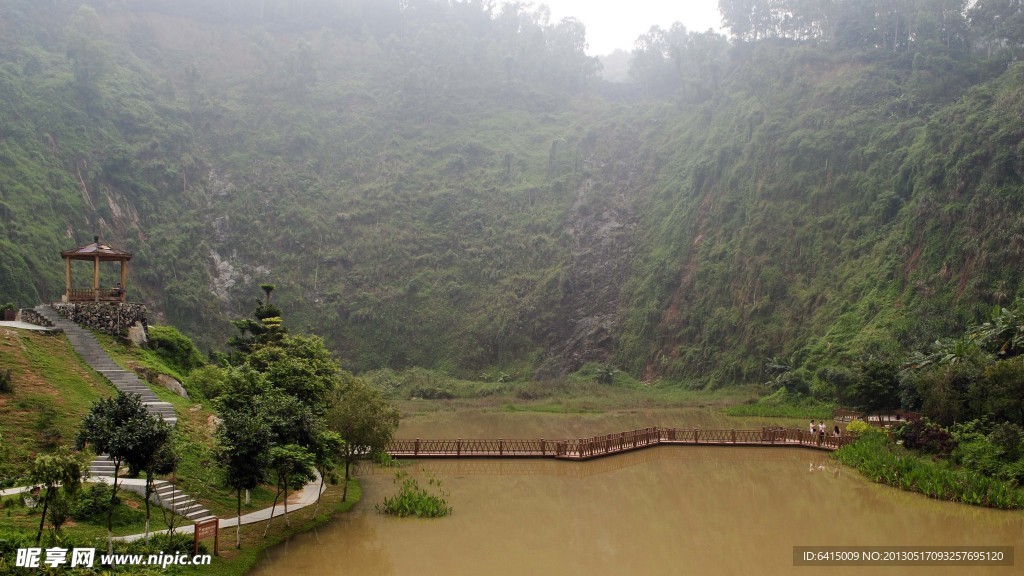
0 320 62 333
2 475 325 541
114 473 325 542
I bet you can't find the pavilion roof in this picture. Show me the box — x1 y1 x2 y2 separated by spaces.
61 236 133 261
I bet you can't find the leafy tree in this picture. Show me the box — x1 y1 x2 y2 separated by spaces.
971 301 1024 358
310 429 344 517
263 444 315 535
247 334 340 414
136 426 177 544
838 356 902 414
215 408 271 549
969 0 1024 57
77 392 164 554
228 296 286 358
30 447 83 545
984 357 1024 426
327 378 399 501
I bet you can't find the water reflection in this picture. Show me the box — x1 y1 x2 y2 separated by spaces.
253 446 1022 576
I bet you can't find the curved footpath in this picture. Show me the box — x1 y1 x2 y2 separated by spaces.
1 475 325 542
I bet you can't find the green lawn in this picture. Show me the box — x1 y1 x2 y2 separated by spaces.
0 330 111 485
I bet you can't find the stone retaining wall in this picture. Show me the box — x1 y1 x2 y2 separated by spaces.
52 302 149 338
18 309 54 327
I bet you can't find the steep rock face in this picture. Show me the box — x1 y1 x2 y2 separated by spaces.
537 125 656 376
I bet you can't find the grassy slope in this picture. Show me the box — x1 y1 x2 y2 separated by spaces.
0 329 110 482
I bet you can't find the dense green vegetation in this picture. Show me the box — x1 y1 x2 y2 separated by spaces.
0 1 1022 393
834 427 1024 509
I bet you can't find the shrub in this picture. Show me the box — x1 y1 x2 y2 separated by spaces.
186 365 228 400
846 420 871 435
0 368 12 394
989 422 1024 462
897 418 956 455
774 370 811 396
147 325 205 374
594 365 616 385
410 386 455 400
71 483 117 520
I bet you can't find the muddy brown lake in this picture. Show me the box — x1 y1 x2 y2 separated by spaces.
251 409 1023 575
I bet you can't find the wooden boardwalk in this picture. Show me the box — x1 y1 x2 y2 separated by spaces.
387 427 853 461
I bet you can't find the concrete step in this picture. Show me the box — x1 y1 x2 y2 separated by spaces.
117 386 154 393
168 494 194 505
155 487 185 499
184 508 213 520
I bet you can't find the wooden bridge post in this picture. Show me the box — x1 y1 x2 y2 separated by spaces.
499 438 504 456
457 438 462 456
731 429 736 443
540 438 545 456
694 428 699 444
414 438 420 456
578 438 584 458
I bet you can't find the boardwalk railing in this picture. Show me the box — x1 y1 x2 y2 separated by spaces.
834 408 922 426
386 427 855 461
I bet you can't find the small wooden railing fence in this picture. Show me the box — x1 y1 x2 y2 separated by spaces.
386 427 854 462
65 288 126 303
834 408 922 427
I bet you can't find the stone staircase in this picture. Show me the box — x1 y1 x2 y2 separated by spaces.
34 304 176 428
32 304 211 523
86 454 215 524
153 480 216 524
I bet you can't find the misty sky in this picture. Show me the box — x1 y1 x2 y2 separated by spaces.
537 0 724 55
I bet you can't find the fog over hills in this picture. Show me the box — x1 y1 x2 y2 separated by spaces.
1 0 1022 386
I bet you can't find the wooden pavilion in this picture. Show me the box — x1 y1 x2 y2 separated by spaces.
60 235 132 303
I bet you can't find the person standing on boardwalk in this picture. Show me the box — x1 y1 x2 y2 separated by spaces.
809 420 815 435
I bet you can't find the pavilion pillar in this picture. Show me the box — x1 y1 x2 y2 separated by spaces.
64 257 71 302
120 260 127 302
93 255 100 301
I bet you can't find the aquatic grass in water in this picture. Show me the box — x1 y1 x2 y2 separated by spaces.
834 432 1024 509
376 472 452 518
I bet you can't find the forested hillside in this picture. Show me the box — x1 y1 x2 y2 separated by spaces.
1 0 1022 387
